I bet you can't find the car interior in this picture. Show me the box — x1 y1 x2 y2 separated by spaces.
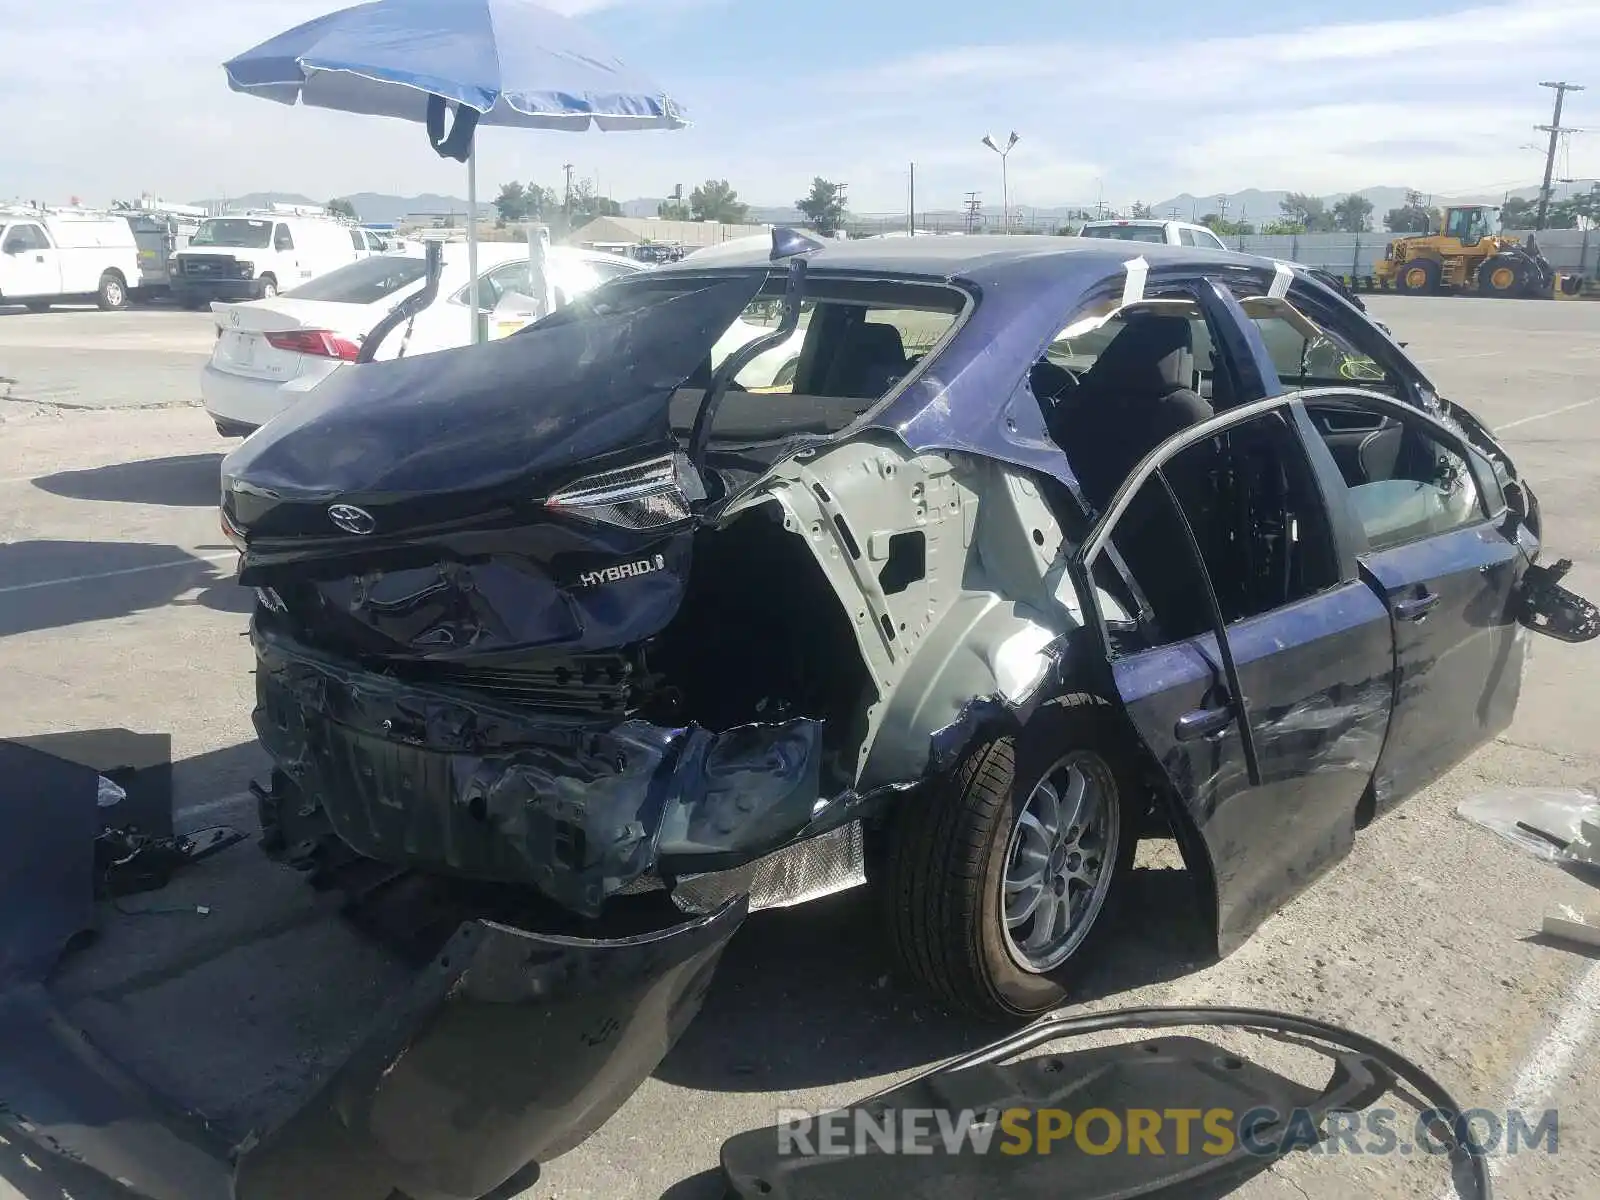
666 286 961 447
1033 298 1350 649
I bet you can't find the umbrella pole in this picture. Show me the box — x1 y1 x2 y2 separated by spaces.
467 132 482 344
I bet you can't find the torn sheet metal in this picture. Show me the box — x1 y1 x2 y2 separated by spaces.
234 898 748 1200
255 626 841 916
222 275 764 547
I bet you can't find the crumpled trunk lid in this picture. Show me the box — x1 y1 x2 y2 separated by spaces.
222 275 762 661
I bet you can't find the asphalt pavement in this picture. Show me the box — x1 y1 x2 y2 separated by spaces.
0 295 1598 1199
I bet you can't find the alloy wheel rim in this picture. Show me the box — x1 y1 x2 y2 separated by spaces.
1000 752 1119 973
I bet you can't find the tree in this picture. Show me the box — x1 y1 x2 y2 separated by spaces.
1553 185 1600 228
657 199 692 220
1260 218 1306 235
1200 213 1254 237
795 177 846 236
1129 200 1154 219
1331 193 1373 233
327 197 358 220
494 181 530 224
568 178 621 219
1280 192 1333 232
1384 204 1438 233
1501 196 1538 228
690 179 748 224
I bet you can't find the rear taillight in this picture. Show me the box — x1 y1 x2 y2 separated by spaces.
264 329 362 360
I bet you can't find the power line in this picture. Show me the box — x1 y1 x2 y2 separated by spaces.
1535 81 1585 229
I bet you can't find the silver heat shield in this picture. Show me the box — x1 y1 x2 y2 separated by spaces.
670 821 867 915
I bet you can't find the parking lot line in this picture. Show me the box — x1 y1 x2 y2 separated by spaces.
1495 398 1598 433
0 552 236 596
1434 958 1600 1197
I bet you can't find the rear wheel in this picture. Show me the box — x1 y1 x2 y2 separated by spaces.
1478 256 1527 298
96 271 129 310
258 274 278 299
1395 258 1441 295
881 694 1141 1021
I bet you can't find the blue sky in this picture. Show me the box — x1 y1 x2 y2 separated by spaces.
3 0 1596 211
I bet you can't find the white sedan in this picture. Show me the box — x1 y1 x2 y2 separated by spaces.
201 242 646 436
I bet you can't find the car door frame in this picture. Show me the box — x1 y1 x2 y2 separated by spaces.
1065 384 1405 951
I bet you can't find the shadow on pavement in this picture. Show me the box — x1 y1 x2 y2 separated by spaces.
32 453 224 508
654 860 1215 1096
0 541 236 637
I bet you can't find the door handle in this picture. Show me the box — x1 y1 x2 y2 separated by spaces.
34 254 43 263
1393 590 1440 621
1175 704 1234 741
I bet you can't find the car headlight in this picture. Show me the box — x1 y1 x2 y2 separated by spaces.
543 452 705 530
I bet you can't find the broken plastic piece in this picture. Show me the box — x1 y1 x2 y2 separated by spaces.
1457 788 1600 865
1542 905 1600 950
97 774 127 809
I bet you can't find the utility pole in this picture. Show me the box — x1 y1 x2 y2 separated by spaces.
1216 195 1230 223
561 163 574 225
962 191 981 234
908 163 915 236
1536 81 1585 230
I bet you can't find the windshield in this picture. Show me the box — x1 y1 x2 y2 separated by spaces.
285 256 429 304
1080 224 1167 243
190 218 272 249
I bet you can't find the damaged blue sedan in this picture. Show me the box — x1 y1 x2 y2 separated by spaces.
222 231 1597 1029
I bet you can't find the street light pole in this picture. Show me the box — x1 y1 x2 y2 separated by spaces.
982 131 1019 232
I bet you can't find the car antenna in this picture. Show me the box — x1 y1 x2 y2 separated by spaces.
688 253 809 470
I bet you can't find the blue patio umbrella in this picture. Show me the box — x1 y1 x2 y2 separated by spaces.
224 0 686 341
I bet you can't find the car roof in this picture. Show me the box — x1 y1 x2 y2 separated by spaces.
655 232 1262 281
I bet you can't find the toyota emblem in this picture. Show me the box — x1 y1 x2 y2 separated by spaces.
327 504 376 535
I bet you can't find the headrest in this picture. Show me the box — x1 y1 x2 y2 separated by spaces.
1088 314 1194 393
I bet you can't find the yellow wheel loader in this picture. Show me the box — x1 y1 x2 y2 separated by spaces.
1375 204 1562 298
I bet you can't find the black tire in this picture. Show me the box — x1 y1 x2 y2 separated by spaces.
96 271 129 310
1477 256 1527 298
1395 258 1441 295
258 274 278 299
23 300 51 313
882 693 1141 1021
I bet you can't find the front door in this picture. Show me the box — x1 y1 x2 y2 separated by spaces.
0 222 59 296
1296 389 1524 811
1076 399 1396 951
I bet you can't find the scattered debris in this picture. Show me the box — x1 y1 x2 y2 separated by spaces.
1541 904 1600 950
94 825 247 899
1456 787 1600 870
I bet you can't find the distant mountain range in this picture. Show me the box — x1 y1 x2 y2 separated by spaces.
195 181 1598 228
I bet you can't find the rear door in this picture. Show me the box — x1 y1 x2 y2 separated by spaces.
1295 387 1526 811
1074 395 1396 950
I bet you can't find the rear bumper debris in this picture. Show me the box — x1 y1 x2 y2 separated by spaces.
253 626 878 917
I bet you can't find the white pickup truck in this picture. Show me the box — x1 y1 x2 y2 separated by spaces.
1077 217 1230 250
0 208 140 310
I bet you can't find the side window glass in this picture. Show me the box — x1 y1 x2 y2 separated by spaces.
1304 402 1485 552
1101 410 1340 648
274 224 295 252
350 230 365 251
1248 304 1393 394
1179 228 1196 246
7 224 48 252
1203 230 1227 250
